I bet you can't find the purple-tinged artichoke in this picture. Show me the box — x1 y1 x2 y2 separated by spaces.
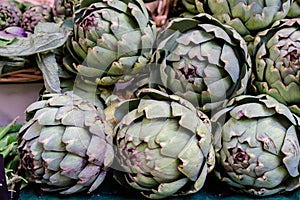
212 94 300 197
18 92 114 195
52 0 78 22
0 1 22 30
21 4 53 33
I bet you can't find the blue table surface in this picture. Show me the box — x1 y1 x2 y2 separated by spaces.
18 173 300 200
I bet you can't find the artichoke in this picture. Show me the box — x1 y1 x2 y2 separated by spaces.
66 0 157 86
181 0 292 42
112 88 215 199
18 92 114 195
150 13 251 113
211 94 300 197
0 1 22 30
21 4 53 33
251 18 300 116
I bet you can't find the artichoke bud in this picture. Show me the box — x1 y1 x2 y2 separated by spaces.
67 0 157 86
112 88 215 199
212 94 300 197
53 0 77 22
0 1 22 30
252 18 300 116
21 4 53 33
18 92 114 195
150 13 251 114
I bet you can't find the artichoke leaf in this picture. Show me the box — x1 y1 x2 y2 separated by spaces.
254 166 288 188
35 108 60 126
36 52 61 94
41 151 65 171
87 170 107 193
59 184 86 195
156 121 190 158
132 173 158 188
230 103 276 119
147 178 188 199
171 101 203 133
0 23 70 57
39 126 65 151
60 153 86 179
138 99 171 119
87 135 107 165
62 127 91 157
151 157 181 182
61 109 85 127
282 126 300 177
129 2 149 28
178 135 203 181
48 171 74 187
86 46 117 70
21 122 43 141
26 100 47 113
48 95 73 106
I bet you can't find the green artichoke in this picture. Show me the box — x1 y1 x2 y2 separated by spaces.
0 1 22 30
18 92 114 195
113 88 215 199
150 13 251 113
21 4 53 33
66 0 157 86
287 0 300 17
211 94 300 197
251 18 300 116
181 0 292 42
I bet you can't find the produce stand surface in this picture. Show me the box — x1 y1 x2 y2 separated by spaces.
18 174 300 200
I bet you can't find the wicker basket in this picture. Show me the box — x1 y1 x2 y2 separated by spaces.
0 67 43 83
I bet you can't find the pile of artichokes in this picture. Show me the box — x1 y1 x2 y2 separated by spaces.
0 0 300 199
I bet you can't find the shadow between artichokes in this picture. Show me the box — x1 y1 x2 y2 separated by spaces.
112 88 215 199
17 92 114 195
211 94 300 197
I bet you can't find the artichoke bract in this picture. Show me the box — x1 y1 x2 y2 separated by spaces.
18 92 114 195
212 94 300 197
181 0 292 42
150 14 251 113
287 0 300 17
112 88 215 199
66 0 157 86
21 4 53 33
251 18 300 116
0 1 22 30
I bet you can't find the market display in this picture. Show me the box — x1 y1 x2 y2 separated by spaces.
0 0 299 199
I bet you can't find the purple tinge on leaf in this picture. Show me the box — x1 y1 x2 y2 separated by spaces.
0 26 27 39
